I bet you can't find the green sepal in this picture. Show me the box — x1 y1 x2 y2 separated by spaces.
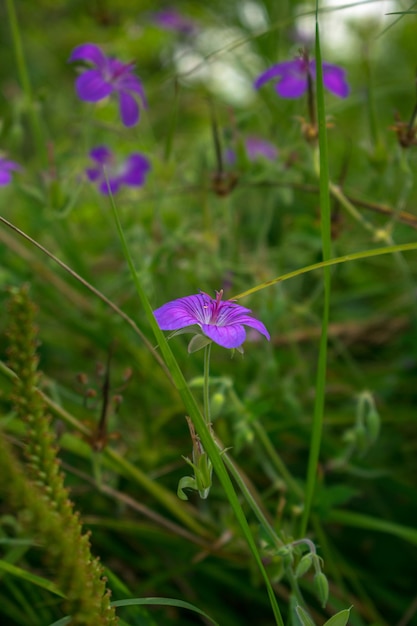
323 608 352 626
188 334 212 353
295 605 316 626
295 553 314 578
177 476 198 501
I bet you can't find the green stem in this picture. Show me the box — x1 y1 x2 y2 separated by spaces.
203 343 212 426
251 420 304 500
300 9 331 537
6 0 46 162
221 452 282 549
106 192 285 626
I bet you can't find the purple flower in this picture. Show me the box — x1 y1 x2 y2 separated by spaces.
154 290 270 349
153 8 198 35
254 57 349 99
86 146 150 195
245 136 278 161
0 156 21 186
226 136 278 165
69 43 146 127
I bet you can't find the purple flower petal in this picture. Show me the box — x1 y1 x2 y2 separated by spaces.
99 177 121 195
202 323 246 349
275 74 308 98
120 76 147 107
154 292 270 349
89 145 113 164
120 154 151 186
86 146 150 195
254 60 298 90
119 91 140 126
76 70 113 101
153 8 198 35
70 43 146 127
245 137 278 161
69 43 107 68
154 297 202 330
254 56 349 100
86 167 101 182
322 63 349 98
0 157 21 186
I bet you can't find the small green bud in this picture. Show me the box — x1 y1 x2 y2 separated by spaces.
354 423 368 453
210 391 225 419
365 407 380 443
277 546 294 567
314 571 329 608
295 553 314 578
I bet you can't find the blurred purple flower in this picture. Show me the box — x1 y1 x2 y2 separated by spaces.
69 43 146 127
246 136 278 161
254 57 349 99
154 290 270 349
226 136 278 165
153 8 198 35
86 146 150 195
0 156 21 186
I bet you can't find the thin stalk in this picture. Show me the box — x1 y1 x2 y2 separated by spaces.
106 191 285 626
203 343 212 426
231 241 417 301
221 452 282 549
6 0 46 162
300 6 332 537
0 215 171 380
251 421 304 500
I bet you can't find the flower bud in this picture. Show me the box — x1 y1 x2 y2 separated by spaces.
295 553 313 578
365 407 380 443
277 546 294 567
314 571 329 608
210 391 225 419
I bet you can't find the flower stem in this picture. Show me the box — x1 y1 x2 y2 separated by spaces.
203 343 212 426
221 450 282 548
6 0 46 163
300 10 331 537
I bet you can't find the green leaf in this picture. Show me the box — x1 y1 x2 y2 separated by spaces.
111 597 220 626
0 559 65 598
323 608 352 626
177 476 197 500
295 605 316 626
46 619 71 626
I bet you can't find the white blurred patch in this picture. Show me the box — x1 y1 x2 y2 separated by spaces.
174 26 258 106
238 0 269 31
296 0 400 57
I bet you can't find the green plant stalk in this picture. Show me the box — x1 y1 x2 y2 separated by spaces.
232 242 417 301
5 287 117 625
107 192 285 626
6 0 46 162
221 452 282 548
164 78 180 161
251 420 304 500
0 358 212 538
203 343 212 425
0 428 117 625
300 7 331 537
2 213 417 333
328 509 417 546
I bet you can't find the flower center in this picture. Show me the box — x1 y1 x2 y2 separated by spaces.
200 289 224 325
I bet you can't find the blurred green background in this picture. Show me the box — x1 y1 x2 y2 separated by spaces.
1 1 417 625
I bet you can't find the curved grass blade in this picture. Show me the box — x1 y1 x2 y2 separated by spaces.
112 597 220 625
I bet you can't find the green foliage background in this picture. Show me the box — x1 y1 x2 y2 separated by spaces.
1 1 417 625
